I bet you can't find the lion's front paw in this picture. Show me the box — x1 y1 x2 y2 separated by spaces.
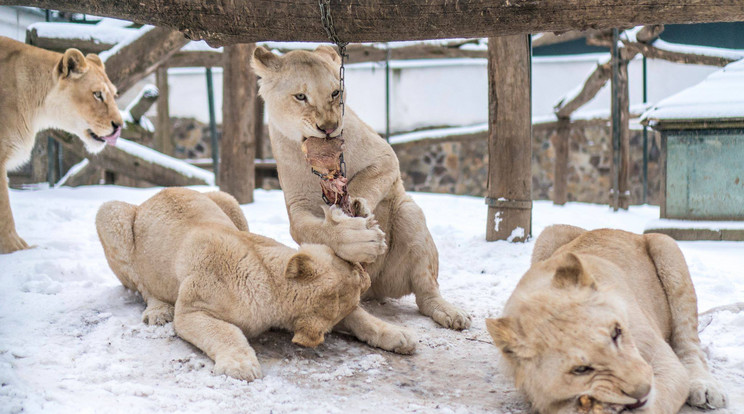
142 303 174 326
1 231 31 254
213 353 263 382
423 298 472 330
688 377 727 409
328 208 387 263
375 326 417 355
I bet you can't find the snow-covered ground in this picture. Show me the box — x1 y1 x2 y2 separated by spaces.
1 186 742 413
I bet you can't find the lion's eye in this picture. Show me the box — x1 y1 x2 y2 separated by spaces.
571 365 594 375
294 93 306 101
93 91 104 102
331 90 340 98
611 325 622 343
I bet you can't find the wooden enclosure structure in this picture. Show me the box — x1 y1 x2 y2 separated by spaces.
5 0 744 241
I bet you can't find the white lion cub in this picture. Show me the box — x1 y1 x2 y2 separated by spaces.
487 225 727 413
97 188 415 381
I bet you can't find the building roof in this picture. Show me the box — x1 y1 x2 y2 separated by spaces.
642 58 744 129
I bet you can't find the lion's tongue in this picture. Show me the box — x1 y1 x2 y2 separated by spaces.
102 126 121 146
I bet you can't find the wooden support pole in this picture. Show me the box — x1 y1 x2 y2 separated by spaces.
486 35 532 242
155 67 172 156
5 0 744 45
552 117 570 206
220 44 256 204
617 59 631 210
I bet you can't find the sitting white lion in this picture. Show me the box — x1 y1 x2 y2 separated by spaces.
96 188 416 381
251 45 471 330
487 225 727 413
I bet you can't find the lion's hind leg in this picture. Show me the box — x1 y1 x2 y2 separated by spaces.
205 191 249 231
96 201 139 291
645 233 727 409
531 224 586 264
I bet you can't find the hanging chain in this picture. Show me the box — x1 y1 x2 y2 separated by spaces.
319 0 348 116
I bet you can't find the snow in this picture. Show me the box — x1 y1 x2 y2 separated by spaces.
646 218 744 231
27 22 134 46
115 139 215 186
54 159 89 188
651 40 744 61
641 59 744 124
1 186 742 413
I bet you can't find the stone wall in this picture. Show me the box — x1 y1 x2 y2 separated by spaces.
393 122 662 206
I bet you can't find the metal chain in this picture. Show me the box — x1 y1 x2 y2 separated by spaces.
319 0 348 116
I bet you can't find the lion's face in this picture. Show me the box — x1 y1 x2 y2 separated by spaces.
487 254 654 413
285 244 370 347
50 49 123 154
252 45 344 143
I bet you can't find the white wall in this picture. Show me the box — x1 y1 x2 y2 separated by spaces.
0 7 44 41
155 54 719 133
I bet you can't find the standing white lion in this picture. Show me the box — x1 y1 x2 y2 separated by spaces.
252 45 471 330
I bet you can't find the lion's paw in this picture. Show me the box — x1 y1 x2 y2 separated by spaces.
430 304 472 331
688 377 727 409
329 212 387 263
1 231 31 254
142 304 174 326
376 326 417 355
213 353 262 382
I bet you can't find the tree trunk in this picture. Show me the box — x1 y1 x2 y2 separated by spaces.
102 26 188 95
552 118 570 206
219 44 256 204
3 0 742 44
486 35 532 243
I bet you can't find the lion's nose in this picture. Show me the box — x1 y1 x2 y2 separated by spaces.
316 124 337 136
112 121 121 130
625 383 651 401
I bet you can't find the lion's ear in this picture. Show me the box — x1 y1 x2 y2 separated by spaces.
486 318 523 357
85 53 105 70
252 46 281 77
57 48 89 79
285 253 317 281
552 253 596 290
314 45 341 65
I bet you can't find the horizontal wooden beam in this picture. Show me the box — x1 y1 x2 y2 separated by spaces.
2 0 743 44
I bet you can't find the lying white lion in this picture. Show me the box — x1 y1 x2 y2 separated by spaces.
252 45 471 330
96 187 416 381
1 36 122 254
487 225 727 413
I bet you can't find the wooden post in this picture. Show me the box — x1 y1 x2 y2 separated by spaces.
155 66 172 155
552 117 570 205
618 58 630 210
220 44 256 204
486 35 532 242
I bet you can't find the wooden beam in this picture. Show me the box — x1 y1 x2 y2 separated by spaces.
551 118 571 206
486 35 531 243
220 44 256 204
532 30 603 48
554 59 612 118
48 130 211 186
3 0 742 44
154 67 173 155
624 41 740 67
617 58 631 210
254 88 265 188
103 26 189 94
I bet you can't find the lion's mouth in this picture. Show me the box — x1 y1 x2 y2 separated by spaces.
624 399 647 410
88 125 121 146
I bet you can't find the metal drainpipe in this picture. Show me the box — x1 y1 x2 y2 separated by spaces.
642 56 648 204
206 67 219 178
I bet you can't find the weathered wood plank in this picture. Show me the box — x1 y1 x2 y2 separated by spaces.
551 118 571 206
2 0 742 44
103 26 188 94
486 35 531 242
154 67 173 155
219 44 256 204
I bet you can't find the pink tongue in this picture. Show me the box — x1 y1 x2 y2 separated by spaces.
102 126 121 146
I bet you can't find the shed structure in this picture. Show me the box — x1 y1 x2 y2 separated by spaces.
642 59 744 240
